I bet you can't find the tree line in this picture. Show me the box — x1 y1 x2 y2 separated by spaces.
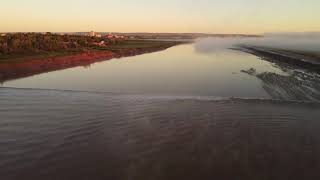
0 33 107 55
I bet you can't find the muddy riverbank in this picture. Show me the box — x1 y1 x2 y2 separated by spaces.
237 46 320 73
0 44 176 82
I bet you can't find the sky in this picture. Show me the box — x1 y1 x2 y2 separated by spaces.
1 0 320 34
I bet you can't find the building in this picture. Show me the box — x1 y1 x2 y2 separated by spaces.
106 33 126 40
88 31 102 38
0 33 6 37
92 41 106 47
106 33 114 39
89 31 95 37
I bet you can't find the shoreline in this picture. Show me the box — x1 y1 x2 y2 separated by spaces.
0 43 178 83
236 46 320 73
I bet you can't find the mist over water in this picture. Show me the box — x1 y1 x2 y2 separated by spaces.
3 37 320 102
194 32 320 53
193 33 320 102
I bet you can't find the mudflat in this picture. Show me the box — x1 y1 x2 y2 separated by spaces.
237 46 320 72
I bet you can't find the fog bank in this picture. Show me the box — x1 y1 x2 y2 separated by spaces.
195 32 320 53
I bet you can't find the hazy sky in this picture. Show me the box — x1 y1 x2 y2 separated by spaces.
1 0 319 34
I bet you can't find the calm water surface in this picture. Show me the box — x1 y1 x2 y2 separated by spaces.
2 43 286 98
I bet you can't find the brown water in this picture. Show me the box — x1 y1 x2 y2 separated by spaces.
2 42 320 102
1 40 320 180
1 44 282 98
1 88 320 180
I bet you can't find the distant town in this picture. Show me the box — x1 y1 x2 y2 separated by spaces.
0 31 262 39
0 31 185 62
0 31 262 57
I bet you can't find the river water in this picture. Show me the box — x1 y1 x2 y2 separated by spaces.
1 88 320 180
3 41 320 102
1 43 286 98
1 40 320 180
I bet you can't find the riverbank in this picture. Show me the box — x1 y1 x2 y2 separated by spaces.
236 46 320 73
0 40 181 82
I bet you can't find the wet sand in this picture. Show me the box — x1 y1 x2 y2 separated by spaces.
237 46 320 73
1 88 320 180
241 68 320 102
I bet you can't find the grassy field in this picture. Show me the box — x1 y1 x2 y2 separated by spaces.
91 40 182 51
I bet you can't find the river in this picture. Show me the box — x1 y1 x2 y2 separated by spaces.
1 40 320 180
3 41 320 102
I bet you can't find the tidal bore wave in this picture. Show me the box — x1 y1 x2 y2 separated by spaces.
1 88 320 180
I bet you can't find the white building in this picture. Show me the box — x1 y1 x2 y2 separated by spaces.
89 31 95 37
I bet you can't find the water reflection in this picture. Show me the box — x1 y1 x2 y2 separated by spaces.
2 44 280 98
0 47 170 83
0 52 106 83
2 42 320 101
